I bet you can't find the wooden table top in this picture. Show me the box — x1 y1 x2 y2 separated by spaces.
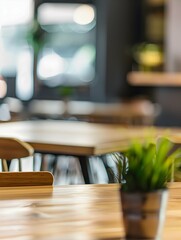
0 120 180 156
0 183 180 240
0 120 164 156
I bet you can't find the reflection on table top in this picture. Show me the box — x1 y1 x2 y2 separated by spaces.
0 183 180 239
0 120 170 156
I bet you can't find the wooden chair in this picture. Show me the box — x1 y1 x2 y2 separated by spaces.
0 171 54 187
0 137 34 172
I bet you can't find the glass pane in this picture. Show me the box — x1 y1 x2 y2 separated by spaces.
0 0 34 76
37 3 96 88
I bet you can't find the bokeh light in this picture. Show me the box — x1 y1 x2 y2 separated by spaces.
73 5 95 25
0 79 7 98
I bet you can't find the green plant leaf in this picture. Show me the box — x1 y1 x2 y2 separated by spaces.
111 137 181 192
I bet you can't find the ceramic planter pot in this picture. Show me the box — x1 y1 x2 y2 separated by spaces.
120 189 168 239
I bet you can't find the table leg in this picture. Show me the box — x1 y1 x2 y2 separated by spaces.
40 154 49 171
78 156 91 184
52 155 59 175
101 155 115 183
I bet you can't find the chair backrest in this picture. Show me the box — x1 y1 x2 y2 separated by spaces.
0 137 33 160
0 171 54 187
0 137 34 171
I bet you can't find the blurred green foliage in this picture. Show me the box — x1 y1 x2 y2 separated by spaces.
112 137 181 192
133 42 164 71
58 86 74 99
26 20 44 55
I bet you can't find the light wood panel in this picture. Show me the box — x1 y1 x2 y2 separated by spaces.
0 137 34 171
127 71 181 86
0 171 54 187
0 137 33 160
0 183 180 239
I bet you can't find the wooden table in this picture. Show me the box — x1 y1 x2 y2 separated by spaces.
0 120 154 183
0 183 180 239
0 120 155 155
0 120 178 183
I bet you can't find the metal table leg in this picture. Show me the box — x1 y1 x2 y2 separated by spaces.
78 156 91 184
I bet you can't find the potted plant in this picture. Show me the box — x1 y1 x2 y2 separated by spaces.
112 137 181 239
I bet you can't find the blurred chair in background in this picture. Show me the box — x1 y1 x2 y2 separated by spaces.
0 103 11 122
80 98 161 125
0 137 54 186
3 97 24 121
28 98 161 126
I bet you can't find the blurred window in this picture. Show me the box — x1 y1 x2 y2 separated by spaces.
0 1 96 100
37 3 96 87
0 0 34 76
0 0 34 100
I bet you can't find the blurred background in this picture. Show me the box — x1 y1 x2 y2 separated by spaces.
0 0 181 126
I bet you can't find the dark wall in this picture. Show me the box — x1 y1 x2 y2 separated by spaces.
91 0 152 102
155 88 181 127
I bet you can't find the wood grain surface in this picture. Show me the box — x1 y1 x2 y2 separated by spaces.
0 137 33 160
0 171 54 187
0 183 180 239
0 120 174 156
